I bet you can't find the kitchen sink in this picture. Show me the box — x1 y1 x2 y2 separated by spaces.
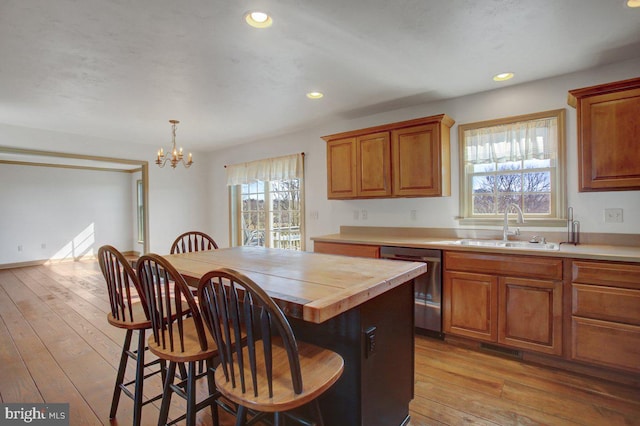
448 239 560 251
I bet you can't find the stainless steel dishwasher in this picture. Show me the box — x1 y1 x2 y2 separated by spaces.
380 246 442 337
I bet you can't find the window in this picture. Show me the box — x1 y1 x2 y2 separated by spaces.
228 154 304 250
458 109 566 223
136 179 144 243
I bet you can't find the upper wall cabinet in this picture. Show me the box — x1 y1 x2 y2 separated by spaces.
568 77 640 191
322 114 455 199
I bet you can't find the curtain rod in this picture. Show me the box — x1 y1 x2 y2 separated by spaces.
224 152 304 168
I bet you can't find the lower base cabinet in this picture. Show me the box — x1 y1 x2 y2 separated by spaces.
444 251 564 355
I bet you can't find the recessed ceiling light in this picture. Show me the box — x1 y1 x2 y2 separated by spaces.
493 72 515 82
245 11 273 28
627 0 640 7
306 91 324 99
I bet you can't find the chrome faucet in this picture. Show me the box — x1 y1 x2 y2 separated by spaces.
503 203 525 241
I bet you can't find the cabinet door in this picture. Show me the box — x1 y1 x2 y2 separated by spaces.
570 78 640 191
356 132 391 197
392 123 448 197
444 270 497 342
498 277 563 355
327 137 357 199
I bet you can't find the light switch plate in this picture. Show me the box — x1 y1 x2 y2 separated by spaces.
604 208 623 223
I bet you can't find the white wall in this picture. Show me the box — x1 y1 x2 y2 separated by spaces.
0 125 210 263
206 58 640 249
0 163 132 263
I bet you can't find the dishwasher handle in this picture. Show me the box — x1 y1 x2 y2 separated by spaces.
382 254 441 263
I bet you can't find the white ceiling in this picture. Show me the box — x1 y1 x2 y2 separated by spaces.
1 0 639 152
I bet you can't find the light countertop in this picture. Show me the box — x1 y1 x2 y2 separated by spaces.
312 230 640 263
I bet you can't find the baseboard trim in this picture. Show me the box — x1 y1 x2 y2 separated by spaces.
0 250 139 270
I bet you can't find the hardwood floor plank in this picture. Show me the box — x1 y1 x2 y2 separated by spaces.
501 380 640 426
0 271 102 425
417 337 640 409
409 397 499 425
414 376 585 426
0 314 43 403
415 345 505 397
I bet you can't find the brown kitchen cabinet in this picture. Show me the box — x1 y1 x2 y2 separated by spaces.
357 132 392 197
326 137 357 198
392 123 450 197
568 77 640 191
313 241 380 258
326 132 391 199
570 260 640 373
444 251 564 355
323 114 454 199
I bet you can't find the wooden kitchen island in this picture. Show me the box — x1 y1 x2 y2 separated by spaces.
165 246 427 426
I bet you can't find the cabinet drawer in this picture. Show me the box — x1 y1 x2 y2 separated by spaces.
445 251 563 280
572 284 640 325
313 241 380 258
572 261 640 290
571 317 640 373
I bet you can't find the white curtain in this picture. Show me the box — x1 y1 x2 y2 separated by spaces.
226 153 303 186
464 117 558 164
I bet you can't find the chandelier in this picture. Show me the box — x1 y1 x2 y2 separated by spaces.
156 120 193 169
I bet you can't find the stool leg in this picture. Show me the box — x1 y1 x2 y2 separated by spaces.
273 412 283 426
132 329 146 426
110 329 132 419
158 361 176 426
235 405 247 426
311 400 324 426
205 357 219 426
186 361 196 426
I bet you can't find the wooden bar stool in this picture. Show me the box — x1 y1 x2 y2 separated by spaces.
197 268 345 426
137 253 221 426
98 245 164 426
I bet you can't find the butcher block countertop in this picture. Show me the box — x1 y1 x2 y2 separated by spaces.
165 246 427 324
311 227 640 263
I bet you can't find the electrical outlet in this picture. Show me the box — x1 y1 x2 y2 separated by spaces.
41 243 47 249
310 211 319 220
361 209 368 220
604 208 623 223
17 245 23 252
353 210 360 220
410 210 417 220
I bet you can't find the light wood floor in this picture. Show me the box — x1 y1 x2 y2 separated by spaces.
1 260 639 426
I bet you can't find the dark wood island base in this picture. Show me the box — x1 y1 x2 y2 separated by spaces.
290 281 414 426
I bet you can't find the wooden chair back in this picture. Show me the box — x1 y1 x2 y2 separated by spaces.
197 268 303 398
137 253 209 353
98 245 148 324
170 231 218 254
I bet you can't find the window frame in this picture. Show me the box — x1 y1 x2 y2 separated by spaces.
457 109 567 226
229 177 305 251
136 179 144 243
